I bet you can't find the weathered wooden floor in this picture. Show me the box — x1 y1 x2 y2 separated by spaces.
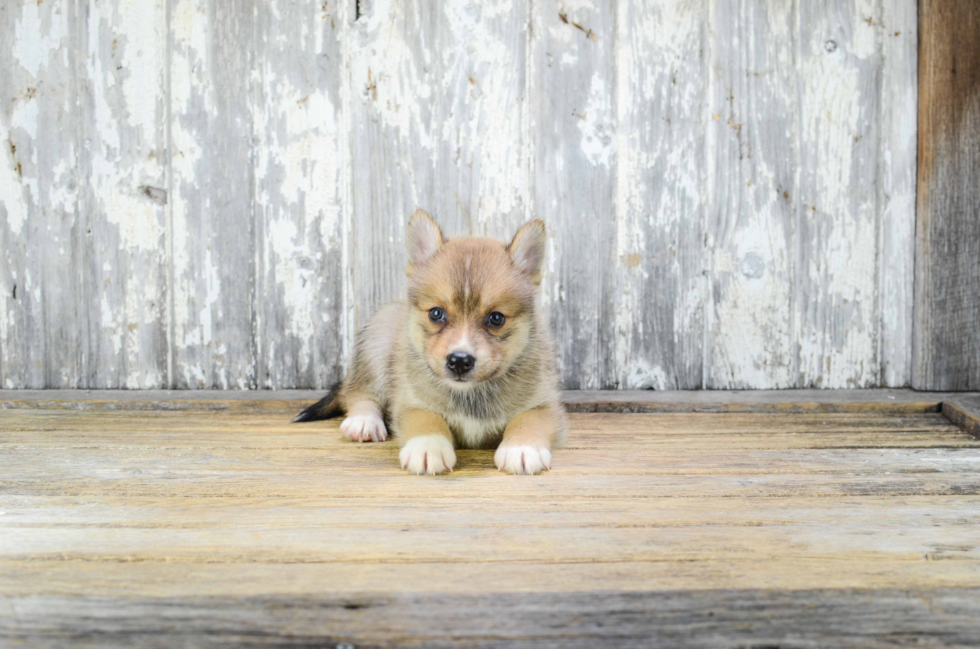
2 391 980 647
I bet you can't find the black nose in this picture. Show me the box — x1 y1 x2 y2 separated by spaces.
446 352 476 376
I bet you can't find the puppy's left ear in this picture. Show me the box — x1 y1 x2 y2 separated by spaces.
507 219 546 285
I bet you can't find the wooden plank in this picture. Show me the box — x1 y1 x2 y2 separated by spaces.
704 0 796 389
4 514 979 563
796 1 882 388
532 0 616 389
6 494 979 527
562 388 959 413
4 559 980 597
347 0 530 330
913 0 980 390
612 0 704 390
252 0 346 389
2 404 980 643
168 0 257 389
2 411 978 499
3 388 980 414
78 0 170 388
0 1 82 388
877 0 917 387
3 588 980 647
943 396 980 439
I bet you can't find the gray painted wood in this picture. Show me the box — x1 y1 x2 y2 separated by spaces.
705 0 796 389
252 0 346 389
169 0 257 389
612 0 704 390
913 0 980 391
80 0 171 388
0 0 927 390
796 0 884 388
4 589 980 647
532 0 616 390
1 1 83 388
348 0 530 331
878 0 917 388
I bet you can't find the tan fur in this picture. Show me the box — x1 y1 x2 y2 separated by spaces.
334 210 566 475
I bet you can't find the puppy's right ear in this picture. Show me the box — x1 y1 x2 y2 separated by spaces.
406 209 444 277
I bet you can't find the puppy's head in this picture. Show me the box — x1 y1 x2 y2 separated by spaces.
405 209 546 390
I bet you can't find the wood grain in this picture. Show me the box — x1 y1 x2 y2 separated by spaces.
1 1 82 388
705 0 796 389
252 0 346 389
531 0 616 389
169 0 257 389
2 399 980 645
942 395 980 439
613 0 704 390
913 0 980 391
878 0 918 387
0 1 927 390
347 0 530 331
4 588 979 648
796 0 882 388
72 0 171 389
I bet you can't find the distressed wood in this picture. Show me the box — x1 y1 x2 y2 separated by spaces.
613 0 704 390
252 0 346 388
942 396 980 440
796 0 883 388
5 388 980 419
347 0 530 331
79 0 170 388
168 0 257 389
3 589 980 648
913 0 980 391
877 0 917 387
2 400 980 644
532 0 616 389
0 1 82 388
1 0 923 390
705 0 796 389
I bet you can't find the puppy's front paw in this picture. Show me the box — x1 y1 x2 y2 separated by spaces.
399 435 456 475
341 414 387 442
494 443 552 475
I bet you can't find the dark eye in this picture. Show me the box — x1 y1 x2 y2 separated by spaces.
428 307 446 323
485 311 506 328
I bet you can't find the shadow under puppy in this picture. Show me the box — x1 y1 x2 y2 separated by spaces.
294 210 567 475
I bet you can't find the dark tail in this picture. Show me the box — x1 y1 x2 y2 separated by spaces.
292 381 344 423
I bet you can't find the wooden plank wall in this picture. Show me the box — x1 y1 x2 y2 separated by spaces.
0 0 921 390
913 0 980 391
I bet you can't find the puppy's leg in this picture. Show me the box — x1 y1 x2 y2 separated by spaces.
495 405 560 475
340 395 387 442
397 408 456 475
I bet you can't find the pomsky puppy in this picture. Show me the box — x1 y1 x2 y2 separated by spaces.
294 210 566 475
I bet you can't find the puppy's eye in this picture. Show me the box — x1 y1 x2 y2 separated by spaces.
485 311 506 328
428 307 446 323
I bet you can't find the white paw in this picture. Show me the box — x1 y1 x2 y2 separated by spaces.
399 435 456 475
340 414 387 442
494 444 552 475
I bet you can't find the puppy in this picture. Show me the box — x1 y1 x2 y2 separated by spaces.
294 210 567 475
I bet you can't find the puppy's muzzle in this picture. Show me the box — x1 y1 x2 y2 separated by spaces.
446 352 476 378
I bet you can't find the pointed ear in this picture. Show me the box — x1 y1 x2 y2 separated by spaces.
507 219 546 285
406 209 444 276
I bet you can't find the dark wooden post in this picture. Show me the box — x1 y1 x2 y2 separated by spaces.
914 0 980 390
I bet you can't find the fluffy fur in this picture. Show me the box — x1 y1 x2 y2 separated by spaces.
294 210 567 475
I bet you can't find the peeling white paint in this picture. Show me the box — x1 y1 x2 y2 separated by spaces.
0 0 921 390
577 71 615 168
13 1 64 79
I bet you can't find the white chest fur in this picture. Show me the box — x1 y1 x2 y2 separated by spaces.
446 412 509 448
